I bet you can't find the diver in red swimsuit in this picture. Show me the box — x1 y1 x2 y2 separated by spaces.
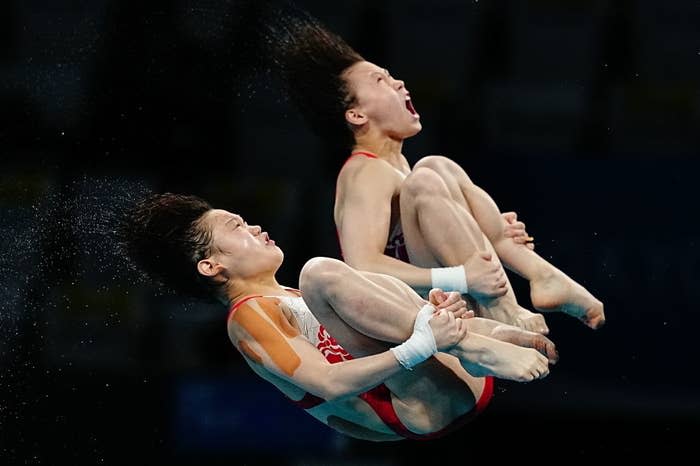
264 5 605 333
120 193 556 441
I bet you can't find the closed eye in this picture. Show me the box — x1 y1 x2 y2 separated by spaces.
229 219 245 230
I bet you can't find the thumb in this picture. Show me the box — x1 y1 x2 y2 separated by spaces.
429 288 445 304
435 290 448 305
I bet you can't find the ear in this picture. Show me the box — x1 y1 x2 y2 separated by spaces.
345 107 367 126
197 258 225 280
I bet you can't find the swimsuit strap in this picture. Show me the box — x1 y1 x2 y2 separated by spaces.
227 288 301 321
350 151 378 159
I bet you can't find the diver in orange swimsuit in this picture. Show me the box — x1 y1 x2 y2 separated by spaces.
119 193 556 441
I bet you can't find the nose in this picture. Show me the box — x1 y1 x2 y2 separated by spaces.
249 224 262 235
394 78 404 91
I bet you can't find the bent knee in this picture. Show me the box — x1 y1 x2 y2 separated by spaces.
401 166 448 199
414 155 451 169
415 155 474 185
299 257 349 294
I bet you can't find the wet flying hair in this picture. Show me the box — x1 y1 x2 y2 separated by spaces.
117 192 220 300
256 0 364 162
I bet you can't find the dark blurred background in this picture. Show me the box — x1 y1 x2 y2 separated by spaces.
1 0 699 464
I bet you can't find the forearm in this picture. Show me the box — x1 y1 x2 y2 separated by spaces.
346 253 432 294
320 351 403 402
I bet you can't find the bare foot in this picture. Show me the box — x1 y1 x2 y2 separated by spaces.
490 324 559 364
452 333 550 382
464 317 558 363
530 268 605 329
475 298 549 335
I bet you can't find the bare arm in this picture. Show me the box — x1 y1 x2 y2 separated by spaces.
335 160 432 292
228 297 465 402
229 297 404 401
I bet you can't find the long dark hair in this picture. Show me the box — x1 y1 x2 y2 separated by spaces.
257 1 364 161
117 193 220 300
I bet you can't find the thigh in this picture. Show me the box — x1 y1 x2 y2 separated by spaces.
414 155 473 213
298 259 483 433
398 169 444 268
386 354 483 434
359 269 426 308
299 258 419 355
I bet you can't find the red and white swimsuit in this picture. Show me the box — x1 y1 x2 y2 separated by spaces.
228 291 493 440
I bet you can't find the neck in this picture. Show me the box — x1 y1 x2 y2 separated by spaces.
223 274 289 306
353 130 404 160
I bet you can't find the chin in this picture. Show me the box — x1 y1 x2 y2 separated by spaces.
404 123 422 138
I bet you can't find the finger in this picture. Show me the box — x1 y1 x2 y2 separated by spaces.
437 291 455 307
444 292 462 307
508 221 526 230
504 226 524 235
502 211 516 223
431 289 449 308
442 297 466 311
448 301 468 315
507 230 527 239
428 289 435 304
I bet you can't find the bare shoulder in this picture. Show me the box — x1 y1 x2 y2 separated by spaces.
227 296 299 342
337 156 402 190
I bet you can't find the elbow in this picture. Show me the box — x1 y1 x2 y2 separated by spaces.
323 389 353 404
315 379 354 403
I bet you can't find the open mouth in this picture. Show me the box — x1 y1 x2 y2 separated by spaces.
262 232 274 246
405 97 418 117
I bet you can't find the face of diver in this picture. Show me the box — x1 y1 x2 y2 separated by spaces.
197 209 283 282
342 61 422 139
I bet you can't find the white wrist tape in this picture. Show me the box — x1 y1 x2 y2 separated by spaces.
430 266 468 293
390 304 437 370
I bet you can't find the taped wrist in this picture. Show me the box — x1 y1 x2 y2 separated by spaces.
430 266 468 293
390 304 437 370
